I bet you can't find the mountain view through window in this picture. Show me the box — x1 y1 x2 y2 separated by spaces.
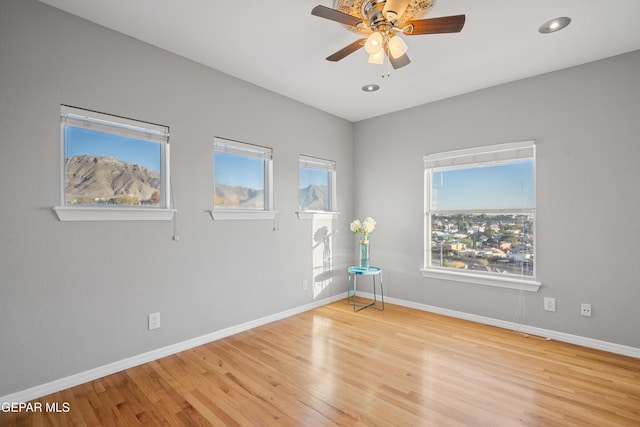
64 126 163 207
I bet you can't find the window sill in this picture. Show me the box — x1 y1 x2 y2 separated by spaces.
53 207 176 221
295 211 340 220
209 210 278 221
420 268 541 292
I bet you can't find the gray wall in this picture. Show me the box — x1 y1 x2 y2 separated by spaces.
0 0 354 396
354 49 640 348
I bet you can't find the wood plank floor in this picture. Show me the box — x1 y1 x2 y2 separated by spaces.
3 300 640 426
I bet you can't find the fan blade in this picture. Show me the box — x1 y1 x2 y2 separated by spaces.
404 14 466 35
389 52 411 69
312 5 364 28
326 38 366 62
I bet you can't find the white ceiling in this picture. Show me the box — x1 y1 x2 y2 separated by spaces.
38 0 640 122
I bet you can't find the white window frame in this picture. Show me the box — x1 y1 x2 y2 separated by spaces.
421 140 541 292
296 155 339 220
210 137 276 220
53 105 174 221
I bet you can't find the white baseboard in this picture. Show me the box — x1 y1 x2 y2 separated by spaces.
1 293 348 404
360 292 639 359
4 291 637 404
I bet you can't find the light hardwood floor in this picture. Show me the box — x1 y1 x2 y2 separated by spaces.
3 300 640 426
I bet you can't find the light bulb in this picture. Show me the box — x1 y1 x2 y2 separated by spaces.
364 32 383 54
388 35 408 59
538 17 571 34
368 50 384 64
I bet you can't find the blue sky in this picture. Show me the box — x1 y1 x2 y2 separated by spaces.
66 126 161 171
299 167 329 189
432 160 534 210
214 152 264 189
213 155 330 190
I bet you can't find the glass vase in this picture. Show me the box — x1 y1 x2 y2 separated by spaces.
359 239 369 269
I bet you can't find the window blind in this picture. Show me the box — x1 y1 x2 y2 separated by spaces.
424 140 535 170
60 105 169 144
214 137 272 160
299 155 336 170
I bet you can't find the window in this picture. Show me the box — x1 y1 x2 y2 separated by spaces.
54 105 173 221
211 137 275 220
298 155 336 212
423 141 540 291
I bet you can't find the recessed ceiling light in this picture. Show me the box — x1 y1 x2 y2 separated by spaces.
539 17 571 34
362 84 380 92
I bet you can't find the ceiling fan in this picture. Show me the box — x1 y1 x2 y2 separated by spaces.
311 0 465 69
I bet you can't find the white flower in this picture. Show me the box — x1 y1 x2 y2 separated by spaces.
362 217 376 235
350 217 376 239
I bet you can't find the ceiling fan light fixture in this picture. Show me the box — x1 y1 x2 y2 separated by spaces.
364 31 383 54
368 49 384 64
311 2 464 70
388 35 408 59
334 0 436 35
538 17 571 34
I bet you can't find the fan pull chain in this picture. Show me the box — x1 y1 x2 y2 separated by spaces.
382 44 391 78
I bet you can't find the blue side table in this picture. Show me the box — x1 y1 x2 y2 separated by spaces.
347 266 384 312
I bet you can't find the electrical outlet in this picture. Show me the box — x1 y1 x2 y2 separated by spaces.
544 297 556 312
581 303 592 317
302 280 308 291
148 312 161 330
